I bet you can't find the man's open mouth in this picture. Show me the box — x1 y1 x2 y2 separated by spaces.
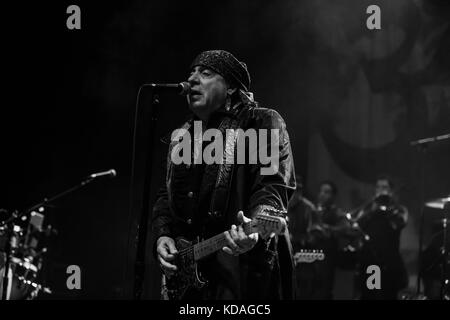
189 88 202 98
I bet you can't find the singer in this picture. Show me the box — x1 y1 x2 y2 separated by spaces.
151 50 296 299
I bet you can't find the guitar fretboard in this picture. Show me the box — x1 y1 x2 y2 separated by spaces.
192 221 255 261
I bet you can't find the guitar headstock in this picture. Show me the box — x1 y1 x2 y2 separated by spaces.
248 213 287 240
262 208 287 217
294 250 325 264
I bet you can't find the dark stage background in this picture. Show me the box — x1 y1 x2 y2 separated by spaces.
1 0 449 299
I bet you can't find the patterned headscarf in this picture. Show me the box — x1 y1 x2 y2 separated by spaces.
190 50 251 92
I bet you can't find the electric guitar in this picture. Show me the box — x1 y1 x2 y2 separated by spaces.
160 209 287 300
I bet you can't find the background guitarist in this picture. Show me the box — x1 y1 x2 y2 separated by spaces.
294 180 351 299
151 50 296 300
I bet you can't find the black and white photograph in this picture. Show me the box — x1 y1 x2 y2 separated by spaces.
1 0 449 310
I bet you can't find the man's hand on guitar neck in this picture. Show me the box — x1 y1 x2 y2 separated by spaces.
222 211 259 256
156 236 178 277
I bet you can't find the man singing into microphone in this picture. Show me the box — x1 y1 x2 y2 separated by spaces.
151 50 296 299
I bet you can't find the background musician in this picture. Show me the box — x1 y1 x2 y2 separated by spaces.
293 180 351 299
354 175 409 300
287 175 316 252
287 175 316 299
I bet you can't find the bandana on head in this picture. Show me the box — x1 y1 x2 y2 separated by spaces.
190 50 251 92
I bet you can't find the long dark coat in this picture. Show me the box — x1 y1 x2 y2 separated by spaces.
151 101 296 300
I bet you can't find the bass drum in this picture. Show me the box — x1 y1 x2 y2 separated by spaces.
0 256 38 300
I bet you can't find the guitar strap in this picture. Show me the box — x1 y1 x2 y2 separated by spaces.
165 104 242 225
165 120 193 224
199 116 240 219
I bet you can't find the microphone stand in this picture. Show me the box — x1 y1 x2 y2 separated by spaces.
131 88 160 300
1 173 111 300
129 83 188 299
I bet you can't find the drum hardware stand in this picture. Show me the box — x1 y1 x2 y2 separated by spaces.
1 169 116 300
1 210 19 300
440 202 449 299
410 133 450 299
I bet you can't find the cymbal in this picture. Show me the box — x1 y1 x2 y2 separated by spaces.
425 195 450 210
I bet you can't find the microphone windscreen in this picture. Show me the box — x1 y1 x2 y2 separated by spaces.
179 82 191 96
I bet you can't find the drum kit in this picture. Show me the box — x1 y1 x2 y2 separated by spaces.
422 195 450 299
0 208 53 300
395 194 450 300
0 169 116 300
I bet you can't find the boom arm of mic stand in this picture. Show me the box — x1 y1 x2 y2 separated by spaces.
0 177 96 228
27 177 95 212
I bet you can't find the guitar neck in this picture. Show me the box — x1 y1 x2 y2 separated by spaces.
192 222 255 261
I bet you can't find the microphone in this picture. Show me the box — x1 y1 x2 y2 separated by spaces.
89 169 117 179
147 82 191 96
